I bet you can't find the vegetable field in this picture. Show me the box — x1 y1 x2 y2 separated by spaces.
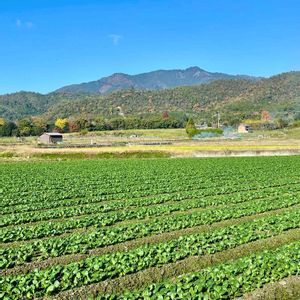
1 156 300 299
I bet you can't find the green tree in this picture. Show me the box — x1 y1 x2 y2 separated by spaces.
32 117 47 135
94 117 109 131
0 119 17 137
18 119 33 136
185 118 198 137
274 118 288 129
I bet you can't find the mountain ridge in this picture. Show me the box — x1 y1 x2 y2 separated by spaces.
55 66 260 94
0 70 299 123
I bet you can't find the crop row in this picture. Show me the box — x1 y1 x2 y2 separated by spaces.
96 240 300 300
1 157 298 208
2 181 299 228
2 193 300 269
0 173 278 211
0 183 273 226
2 187 300 244
1 208 300 298
0 163 249 207
2 176 297 217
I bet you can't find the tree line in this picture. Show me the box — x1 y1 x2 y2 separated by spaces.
1 108 300 138
0 112 188 137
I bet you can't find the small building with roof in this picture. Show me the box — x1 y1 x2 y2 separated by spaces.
237 124 253 133
39 132 63 144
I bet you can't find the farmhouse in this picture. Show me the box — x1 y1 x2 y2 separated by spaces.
39 132 63 144
238 123 253 133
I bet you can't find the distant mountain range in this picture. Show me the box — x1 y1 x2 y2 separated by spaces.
55 66 259 94
0 67 300 122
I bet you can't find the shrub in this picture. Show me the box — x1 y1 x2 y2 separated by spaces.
197 128 223 134
289 120 300 128
192 128 224 139
79 129 88 135
185 118 198 138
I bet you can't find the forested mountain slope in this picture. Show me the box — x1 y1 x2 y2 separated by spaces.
0 71 299 122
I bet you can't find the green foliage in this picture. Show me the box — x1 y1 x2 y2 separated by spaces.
186 119 223 138
1 114 187 136
28 151 170 161
15 117 49 137
289 120 300 128
1 157 300 298
100 241 300 299
0 91 63 120
197 128 223 134
185 118 197 137
274 117 289 129
2 211 300 299
1 184 299 269
0 120 17 137
44 79 257 122
79 128 89 135
0 152 15 158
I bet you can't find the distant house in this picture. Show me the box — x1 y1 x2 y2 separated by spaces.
195 123 208 130
238 124 253 133
39 133 63 144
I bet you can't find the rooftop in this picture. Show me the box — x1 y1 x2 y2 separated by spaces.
41 132 63 137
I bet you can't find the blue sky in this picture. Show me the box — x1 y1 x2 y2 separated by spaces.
0 0 300 94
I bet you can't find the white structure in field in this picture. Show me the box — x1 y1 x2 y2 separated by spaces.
237 124 253 133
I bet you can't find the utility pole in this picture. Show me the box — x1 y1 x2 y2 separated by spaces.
213 111 221 128
212 111 221 128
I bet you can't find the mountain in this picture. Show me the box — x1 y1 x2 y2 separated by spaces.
44 72 300 122
55 66 258 94
0 92 53 120
0 92 80 121
1 70 299 123
45 79 255 119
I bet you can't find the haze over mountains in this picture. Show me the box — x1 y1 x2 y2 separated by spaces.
0 67 299 122
55 66 259 94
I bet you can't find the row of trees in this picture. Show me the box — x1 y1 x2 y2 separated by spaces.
0 117 49 137
0 113 188 137
241 110 299 130
1 109 300 138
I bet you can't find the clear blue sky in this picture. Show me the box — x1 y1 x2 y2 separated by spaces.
0 0 300 94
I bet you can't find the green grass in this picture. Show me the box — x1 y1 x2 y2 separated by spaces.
244 127 300 139
63 128 188 144
30 151 170 160
0 152 16 158
0 136 36 144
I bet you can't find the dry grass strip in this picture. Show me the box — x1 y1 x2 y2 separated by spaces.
236 276 300 300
